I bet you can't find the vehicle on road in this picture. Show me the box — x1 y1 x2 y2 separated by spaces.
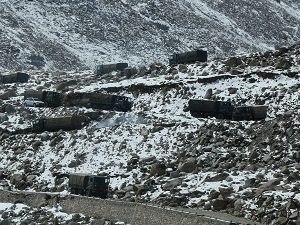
23 97 46 107
69 173 110 198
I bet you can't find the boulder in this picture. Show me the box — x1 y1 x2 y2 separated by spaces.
162 178 182 191
212 199 229 211
204 88 213 99
228 87 238 94
224 57 243 67
177 157 197 173
204 172 229 182
150 163 166 176
256 179 281 195
0 113 8 123
4 104 15 114
0 90 17 100
56 80 78 91
275 58 292 69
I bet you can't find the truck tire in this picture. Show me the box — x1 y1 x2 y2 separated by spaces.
86 190 91 197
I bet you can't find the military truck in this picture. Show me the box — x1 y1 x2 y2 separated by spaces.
232 105 268 121
188 99 233 119
188 99 268 121
63 92 133 112
24 90 64 107
0 72 30 84
32 115 90 132
69 173 110 198
95 63 128 76
169 49 208 65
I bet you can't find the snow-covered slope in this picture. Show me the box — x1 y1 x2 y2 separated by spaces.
0 0 300 70
0 43 300 224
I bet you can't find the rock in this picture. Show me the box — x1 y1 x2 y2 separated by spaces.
243 178 256 188
4 104 15 114
230 69 243 75
257 71 277 79
133 184 149 195
162 178 182 191
10 173 25 185
273 217 288 225
248 59 260 66
209 190 220 199
224 57 243 67
0 113 8 123
204 172 229 182
177 157 197 173
178 64 188 73
0 220 11 225
26 175 37 183
249 149 260 161
256 179 281 195
228 87 238 94
275 58 292 69
212 199 229 211
40 133 50 142
49 136 63 147
171 68 178 75
248 77 256 83
68 160 81 168
218 186 233 198
169 171 180 178
32 141 42 150
204 89 213 99
56 79 77 91
0 90 17 100
90 219 106 225
140 156 156 164
150 163 166 176
234 199 243 211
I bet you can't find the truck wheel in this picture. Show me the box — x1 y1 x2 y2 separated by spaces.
86 190 91 197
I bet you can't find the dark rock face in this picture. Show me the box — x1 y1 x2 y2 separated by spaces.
1 0 300 70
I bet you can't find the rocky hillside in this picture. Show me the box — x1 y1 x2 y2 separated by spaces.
0 43 299 225
0 0 300 70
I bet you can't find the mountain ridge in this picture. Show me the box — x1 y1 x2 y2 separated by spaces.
0 0 300 70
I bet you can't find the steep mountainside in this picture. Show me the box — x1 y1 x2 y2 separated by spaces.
0 43 300 224
0 0 300 70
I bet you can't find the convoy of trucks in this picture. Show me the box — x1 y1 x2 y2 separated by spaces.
3 50 270 200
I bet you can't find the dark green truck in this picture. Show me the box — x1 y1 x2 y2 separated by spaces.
69 173 110 198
